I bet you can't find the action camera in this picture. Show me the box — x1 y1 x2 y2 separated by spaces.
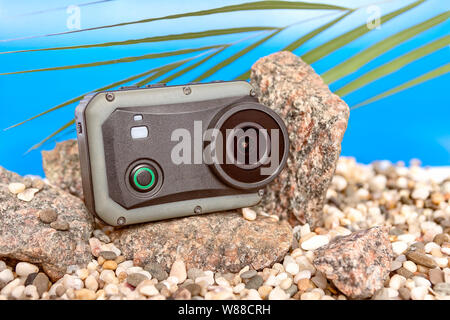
75 80 289 226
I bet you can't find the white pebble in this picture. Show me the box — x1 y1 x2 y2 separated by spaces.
301 291 321 300
301 235 329 251
294 270 311 283
411 286 428 300
435 257 448 268
242 208 257 221
11 285 25 299
389 274 406 290
85 275 98 292
403 261 418 273
104 283 119 296
411 188 430 200
24 285 39 299
285 262 299 276
413 276 431 288
17 188 39 202
332 175 347 191
15 262 39 277
8 182 25 194
233 283 245 294
99 270 117 284
392 241 408 256
62 275 84 290
1 278 20 297
424 242 440 253
139 284 159 296
268 286 288 300
300 224 311 237
0 269 14 284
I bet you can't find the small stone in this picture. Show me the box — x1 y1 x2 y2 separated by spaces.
268 286 289 300
413 276 431 288
396 267 414 279
406 251 437 268
85 275 98 292
17 188 39 201
390 261 402 272
75 288 96 300
184 283 201 296
241 270 257 279
242 208 257 221
127 273 148 287
285 284 298 297
311 274 327 289
173 288 191 300
104 283 119 296
23 285 39 300
50 220 69 231
15 262 39 277
245 275 263 290
398 287 411 300
55 285 66 297
258 285 272 299
301 235 329 251
389 274 406 290
301 291 321 300
433 283 450 296
411 188 430 200
433 233 450 246
139 283 159 296
297 278 313 292
93 230 111 243
11 285 25 299
410 286 428 300
280 278 293 290
144 262 168 281
392 241 408 256
32 273 49 296
99 251 117 260
0 269 14 285
38 209 58 224
8 182 26 194
285 262 299 275
428 269 444 285
170 260 187 283
403 261 418 273
31 179 46 190
102 260 118 270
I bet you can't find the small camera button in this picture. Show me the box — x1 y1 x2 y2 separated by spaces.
130 165 157 192
131 126 148 139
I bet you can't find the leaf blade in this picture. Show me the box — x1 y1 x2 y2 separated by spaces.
26 119 75 153
301 0 426 64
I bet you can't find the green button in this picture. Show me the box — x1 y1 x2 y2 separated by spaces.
133 167 155 190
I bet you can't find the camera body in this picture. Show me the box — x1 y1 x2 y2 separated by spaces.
75 81 288 226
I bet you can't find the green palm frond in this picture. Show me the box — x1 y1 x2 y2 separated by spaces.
1 1 349 42
0 27 276 54
322 11 450 84
0 45 222 75
351 63 450 109
335 35 450 97
301 0 426 64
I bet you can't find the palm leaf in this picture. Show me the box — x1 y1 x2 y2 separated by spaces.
323 11 450 84
194 29 283 81
301 0 426 64
26 119 75 153
0 27 277 55
351 63 450 109
335 35 449 97
0 45 222 75
0 1 349 43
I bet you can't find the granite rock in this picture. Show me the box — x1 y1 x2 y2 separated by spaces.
313 226 393 299
111 212 292 273
42 139 83 199
250 51 349 227
0 166 94 281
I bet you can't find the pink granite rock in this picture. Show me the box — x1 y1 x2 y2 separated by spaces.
0 166 94 281
250 51 349 228
313 226 394 299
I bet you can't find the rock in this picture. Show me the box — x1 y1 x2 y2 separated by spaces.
127 273 148 287
170 260 187 283
433 283 450 296
39 209 58 224
17 188 39 202
0 166 94 281
0 269 14 284
268 286 289 300
301 235 329 251
32 272 50 296
245 275 264 290
406 251 437 268
75 288 96 300
250 51 349 227
410 286 428 300
50 220 69 231
184 283 201 296
111 212 292 273
8 182 25 194
144 262 168 281
313 226 393 299
429 268 444 285
42 139 83 199
241 208 257 221
240 270 257 279
99 251 117 261
15 262 39 277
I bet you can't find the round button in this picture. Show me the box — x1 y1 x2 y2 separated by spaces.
130 164 158 192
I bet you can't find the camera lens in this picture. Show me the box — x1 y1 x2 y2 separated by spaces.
207 102 289 190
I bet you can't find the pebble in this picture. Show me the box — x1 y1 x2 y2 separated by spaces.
406 251 437 268
429 269 444 284
433 283 450 296
144 262 168 281
75 288 96 300
301 235 329 251
24 285 39 300
294 270 311 283
85 275 98 292
0 261 5 273
258 285 272 299
392 241 408 255
396 267 414 279
411 188 430 200
50 220 69 231
268 287 289 300
33 273 49 296
127 273 148 287
17 188 39 201
102 261 118 270
285 262 299 275
0 269 14 284
410 286 428 300
242 208 257 221
104 283 119 296
139 283 159 297
93 230 111 243
15 262 39 277
390 261 402 272
311 274 327 289
31 179 45 190
433 233 450 245
389 274 406 290
8 182 26 194
402 261 418 273
99 251 117 260
184 283 201 296
413 276 431 288
245 275 263 290
11 285 25 299
301 291 321 300
38 209 58 224
398 287 411 300
240 270 257 279
170 260 187 283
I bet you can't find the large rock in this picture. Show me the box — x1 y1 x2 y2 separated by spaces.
0 166 94 281
313 226 393 299
42 139 83 200
251 51 349 227
111 212 292 273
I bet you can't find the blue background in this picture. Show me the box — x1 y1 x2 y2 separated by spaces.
0 0 449 177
